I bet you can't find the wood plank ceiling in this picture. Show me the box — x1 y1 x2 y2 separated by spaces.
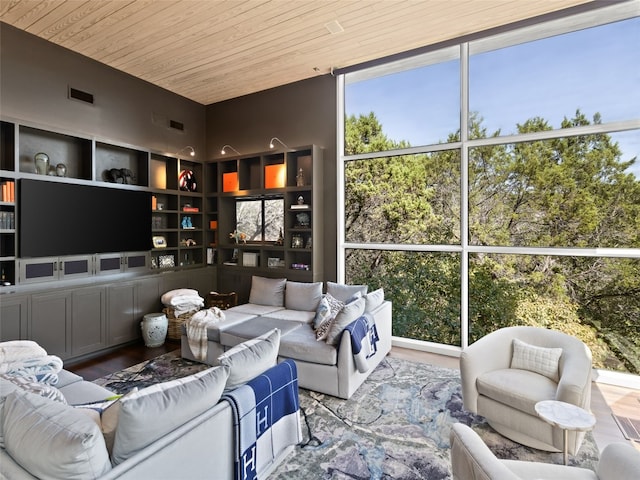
1 0 594 105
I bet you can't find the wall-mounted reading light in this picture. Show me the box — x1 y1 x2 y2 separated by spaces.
175 146 195 157
269 137 289 150
221 144 241 155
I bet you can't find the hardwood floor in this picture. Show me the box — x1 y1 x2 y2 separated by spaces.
66 341 639 454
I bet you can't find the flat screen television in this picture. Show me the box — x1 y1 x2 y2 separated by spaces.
19 179 152 258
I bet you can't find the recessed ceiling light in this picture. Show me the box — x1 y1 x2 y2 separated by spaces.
325 20 344 34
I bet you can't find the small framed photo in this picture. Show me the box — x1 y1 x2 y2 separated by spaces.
243 252 258 267
153 235 167 248
159 254 175 268
268 257 281 268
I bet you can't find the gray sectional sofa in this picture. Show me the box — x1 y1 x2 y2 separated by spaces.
181 277 393 399
1 337 300 480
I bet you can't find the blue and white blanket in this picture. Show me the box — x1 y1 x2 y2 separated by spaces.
344 313 379 373
223 359 302 480
0 341 62 385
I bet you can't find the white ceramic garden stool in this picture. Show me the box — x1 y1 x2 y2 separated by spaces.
141 312 168 347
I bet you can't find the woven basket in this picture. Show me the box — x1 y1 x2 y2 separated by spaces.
205 291 238 310
163 307 196 341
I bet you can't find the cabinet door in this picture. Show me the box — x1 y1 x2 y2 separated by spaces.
108 282 137 345
71 286 106 356
0 295 28 341
188 267 217 297
30 291 71 359
136 276 161 320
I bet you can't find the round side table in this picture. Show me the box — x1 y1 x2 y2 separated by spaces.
535 400 596 465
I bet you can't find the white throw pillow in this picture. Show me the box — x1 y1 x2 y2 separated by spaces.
325 297 366 345
3 390 112 479
326 281 368 303
285 281 323 311
511 338 563 382
248 276 286 307
218 328 281 389
364 288 385 313
111 366 229 465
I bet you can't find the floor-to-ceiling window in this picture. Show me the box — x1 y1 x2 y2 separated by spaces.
338 3 640 375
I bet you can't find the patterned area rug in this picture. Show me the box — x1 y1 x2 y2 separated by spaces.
94 351 599 479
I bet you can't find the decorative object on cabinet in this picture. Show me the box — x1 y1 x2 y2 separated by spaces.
223 172 239 192
179 169 197 192
230 230 247 244
269 137 289 150
209 220 218 229
181 238 197 247
295 212 310 227
291 234 303 248
56 163 67 177
243 252 258 267
153 236 167 248
159 254 175 268
221 144 240 155
265 164 286 188
276 228 284 245
291 196 308 209
34 152 49 175
296 167 305 186
181 217 194 229
104 168 135 184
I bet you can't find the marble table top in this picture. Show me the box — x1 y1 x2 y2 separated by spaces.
535 400 596 431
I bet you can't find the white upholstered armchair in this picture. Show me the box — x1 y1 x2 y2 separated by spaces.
460 326 593 454
450 423 640 480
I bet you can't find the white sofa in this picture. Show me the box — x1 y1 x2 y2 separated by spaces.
1 336 300 480
182 277 393 399
460 326 593 454
450 422 640 480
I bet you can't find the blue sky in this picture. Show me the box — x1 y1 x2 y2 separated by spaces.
346 16 639 177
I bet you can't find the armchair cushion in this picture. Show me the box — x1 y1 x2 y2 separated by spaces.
511 338 562 382
477 369 557 416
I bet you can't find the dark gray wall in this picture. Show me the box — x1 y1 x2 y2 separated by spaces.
0 23 206 157
205 76 338 280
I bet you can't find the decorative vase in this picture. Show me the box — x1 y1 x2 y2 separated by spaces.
56 163 67 177
141 313 168 347
34 152 49 175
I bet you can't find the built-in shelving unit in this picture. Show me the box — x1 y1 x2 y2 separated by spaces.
211 145 323 283
0 117 207 286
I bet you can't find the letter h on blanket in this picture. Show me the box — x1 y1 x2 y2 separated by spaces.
223 359 302 480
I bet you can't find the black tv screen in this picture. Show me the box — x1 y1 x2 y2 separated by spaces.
19 179 152 258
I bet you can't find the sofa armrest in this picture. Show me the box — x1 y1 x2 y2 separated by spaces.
556 342 592 408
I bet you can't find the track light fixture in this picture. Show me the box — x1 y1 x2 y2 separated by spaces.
221 144 241 155
269 137 289 150
175 146 195 157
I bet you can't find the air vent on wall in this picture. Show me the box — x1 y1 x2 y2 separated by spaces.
169 119 184 132
68 87 94 105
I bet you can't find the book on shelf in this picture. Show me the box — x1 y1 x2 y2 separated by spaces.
182 206 200 212
1 180 15 202
290 204 309 210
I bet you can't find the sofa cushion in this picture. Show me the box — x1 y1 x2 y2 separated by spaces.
364 288 385 313
511 338 563 382
227 303 285 316
3 389 112 479
219 317 303 347
266 308 316 324
111 366 229 465
218 328 281 389
285 281 323 311
249 276 286 306
181 309 258 342
326 281 368 303
56 369 84 388
477 368 558 415
279 328 338 366
325 297 366 345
